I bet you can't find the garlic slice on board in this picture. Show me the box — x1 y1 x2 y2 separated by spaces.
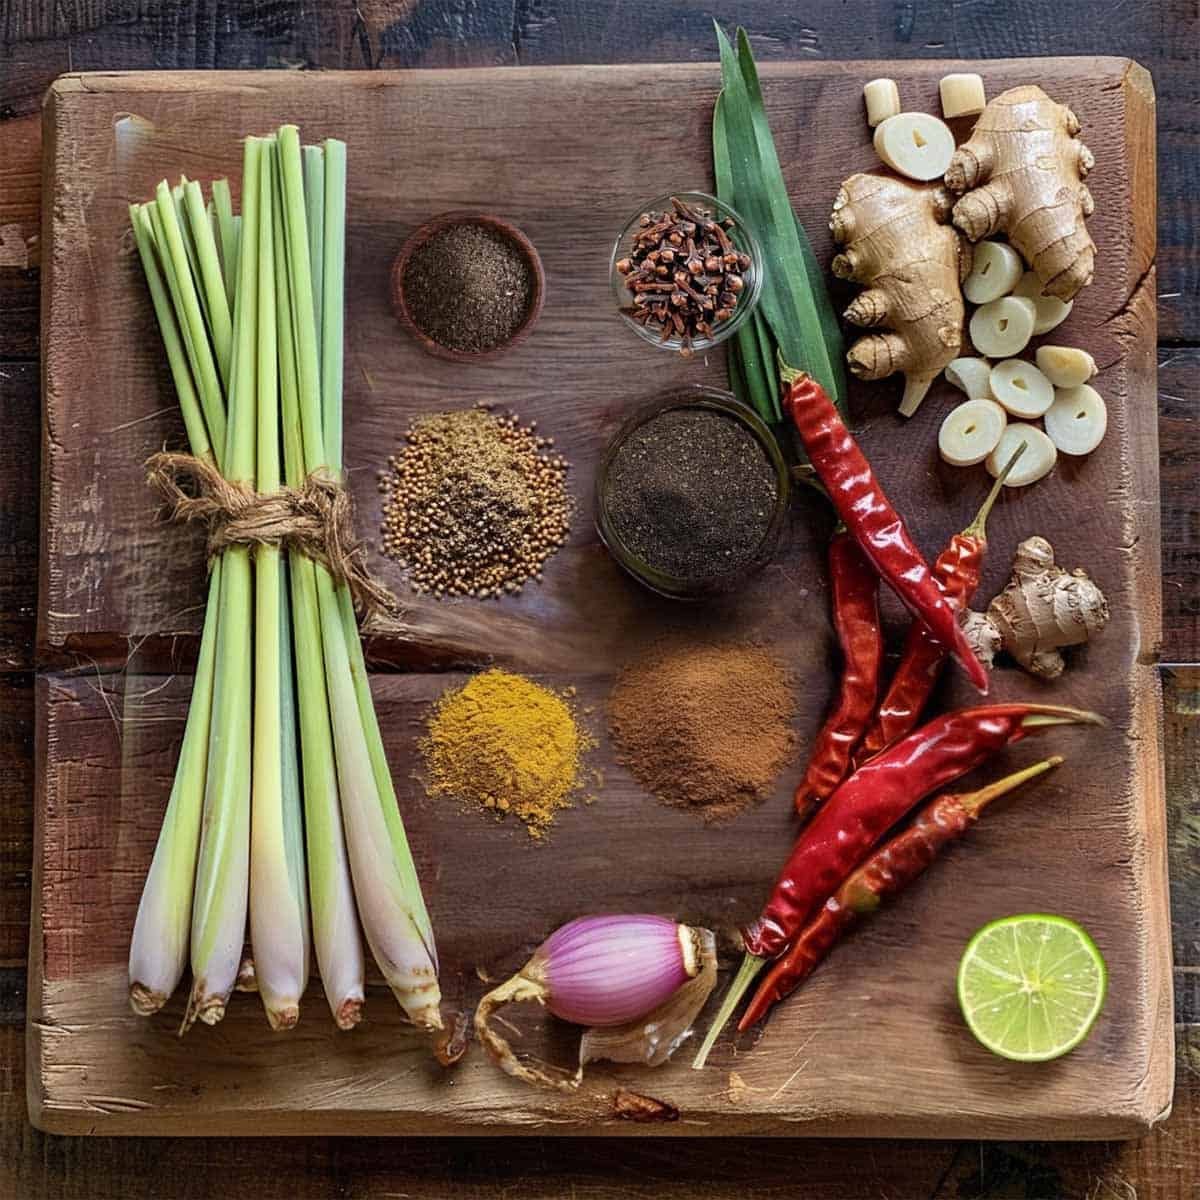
1035 345 1098 389
863 78 902 127
945 357 994 400
963 241 1024 305
1044 385 1107 455
989 359 1055 419
939 398 1007 467
970 296 1036 358
873 113 956 181
1014 271 1074 335
986 424 1057 486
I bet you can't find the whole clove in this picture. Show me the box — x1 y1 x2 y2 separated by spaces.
617 197 753 356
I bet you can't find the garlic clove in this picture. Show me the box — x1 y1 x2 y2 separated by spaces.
986 423 1057 486
863 78 902 127
1013 271 1074 334
963 240 1024 305
873 112 956 181
989 358 1055 418
944 356 994 400
1044 384 1107 455
939 72 987 119
939 398 1007 466
969 296 1036 358
1035 345 1098 389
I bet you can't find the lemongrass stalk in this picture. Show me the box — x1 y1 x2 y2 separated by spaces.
278 125 441 1028
171 180 208 328
184 136 260 1031
212 179 238 308
249 140 310 1030
183 179 234 389
303 145 324 373
153 182 227 457
273 163 365 1028
127 203 224 1014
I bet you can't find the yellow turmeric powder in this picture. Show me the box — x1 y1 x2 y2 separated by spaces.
422 668 589 839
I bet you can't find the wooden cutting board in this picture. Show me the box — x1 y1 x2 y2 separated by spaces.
32 59 1168 1138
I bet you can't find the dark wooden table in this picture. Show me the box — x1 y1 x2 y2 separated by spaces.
1 2 1196 1195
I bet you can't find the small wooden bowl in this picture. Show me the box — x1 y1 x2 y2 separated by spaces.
389 211 545 363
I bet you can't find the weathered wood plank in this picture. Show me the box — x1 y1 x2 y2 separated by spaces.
0 362 39 671
0 676 33 970
1159 349 1200 662
0 115 41 359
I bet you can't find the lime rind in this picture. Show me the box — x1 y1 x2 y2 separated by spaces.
956 914 1107 1063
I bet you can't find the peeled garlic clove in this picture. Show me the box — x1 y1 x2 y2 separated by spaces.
1014 271 1073 334
873 112 956 181
969 296 1036 358
989 358 1055 419
939 398 1007 467
986 423 1057 486
944 356 993 400
1035 345 1098 389
963 241 1024 305
939 72 987 119
863 78 901 127
1044 384 1107 455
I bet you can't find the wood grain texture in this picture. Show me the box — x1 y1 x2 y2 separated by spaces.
0 361 39 669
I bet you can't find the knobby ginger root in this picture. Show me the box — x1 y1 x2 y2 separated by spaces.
944 85 1096 301
961 536 1109 679
830 173 970 416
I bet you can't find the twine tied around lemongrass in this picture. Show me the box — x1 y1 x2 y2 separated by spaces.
146 450 396 620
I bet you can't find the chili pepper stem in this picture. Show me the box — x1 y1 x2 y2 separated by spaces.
964 442 1026 540
691 952 765 1069
959 755 1063 817
1020 708 1106 728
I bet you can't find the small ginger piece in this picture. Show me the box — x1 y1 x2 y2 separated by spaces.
830 173 970 416
944 85 1095 301
963 536 1109 679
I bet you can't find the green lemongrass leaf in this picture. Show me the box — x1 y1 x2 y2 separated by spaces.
272 160 365 1029
794 211 845 394
185 137 261 1032
715 25 843 411
752 309 781 422
303 145 325 375
320 139 347 472
713 91 733 207
129 204 215 466
171 180 209 329
733 318 772 425
212 179 238 309
183 180 234 390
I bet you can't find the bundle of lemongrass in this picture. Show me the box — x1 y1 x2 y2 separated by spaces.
127 128 440 1035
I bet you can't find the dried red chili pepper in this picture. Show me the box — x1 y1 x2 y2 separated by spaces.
779 358 989 694
690 703 1101 1069
739 756 1062 1029
861 446 1025 759
794 529 882 819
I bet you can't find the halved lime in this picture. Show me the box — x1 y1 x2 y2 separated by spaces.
957 914 1107 1062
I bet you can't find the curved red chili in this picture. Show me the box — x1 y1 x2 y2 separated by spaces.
739 757 1062 1029
794 529 882 818
779 359 989 694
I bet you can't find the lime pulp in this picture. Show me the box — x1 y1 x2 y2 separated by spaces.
956 914 1107 1063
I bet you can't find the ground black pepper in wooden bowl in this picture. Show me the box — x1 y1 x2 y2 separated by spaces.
392 216 542 358
597 396 786 595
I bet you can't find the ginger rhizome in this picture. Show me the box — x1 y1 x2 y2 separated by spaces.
944 85 1096 302
830 173 971 417
960 536 1109 679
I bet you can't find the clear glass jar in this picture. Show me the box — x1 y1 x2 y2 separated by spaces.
609 192 763 354
595 386 790 600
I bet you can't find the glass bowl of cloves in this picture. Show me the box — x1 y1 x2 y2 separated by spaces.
609 192 763 357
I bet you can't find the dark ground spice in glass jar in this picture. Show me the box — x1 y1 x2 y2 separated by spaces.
604 406 778 581
402 222 534 354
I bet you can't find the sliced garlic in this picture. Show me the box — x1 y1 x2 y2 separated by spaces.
963 240 1024 305
986 424 1057 486
944 357 993 400
969 296 1037 357
1013 271 1073 334
939 398 1007 466
1044 384 1107 455
939 73 987 119
863 78 901 127
873 113 956 181
989 359 1055 419
1035 345 1098 389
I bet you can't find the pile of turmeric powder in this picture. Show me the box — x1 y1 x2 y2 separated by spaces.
421 669 590 840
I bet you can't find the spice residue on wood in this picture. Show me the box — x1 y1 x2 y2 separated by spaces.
604 406 778 583
421 669 592 839
379 408 571 599
402 222 534 354
608 640 796 821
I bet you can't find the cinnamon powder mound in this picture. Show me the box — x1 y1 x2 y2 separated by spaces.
608 641 796 821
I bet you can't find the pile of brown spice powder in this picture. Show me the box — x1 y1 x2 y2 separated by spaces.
379 408 571 598
608 641 796 821
402 223 534 354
